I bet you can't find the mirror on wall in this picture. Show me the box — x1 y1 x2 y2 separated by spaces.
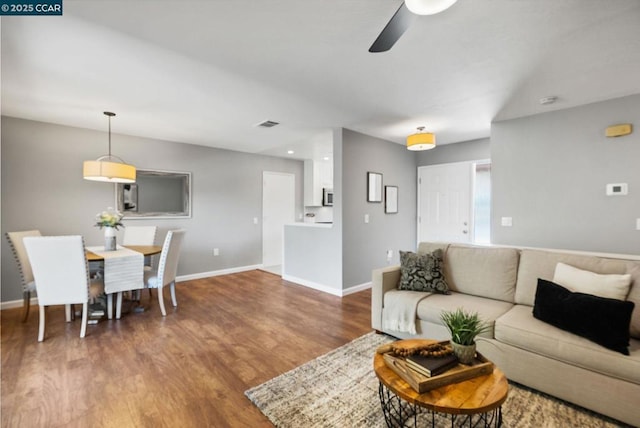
116 169 191 218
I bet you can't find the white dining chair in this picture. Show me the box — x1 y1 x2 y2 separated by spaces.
23 235 104 342
140 229 185 316
6 230 41 322
122 226 157 247
115 225 158 311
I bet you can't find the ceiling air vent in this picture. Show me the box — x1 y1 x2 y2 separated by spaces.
256 120 280 128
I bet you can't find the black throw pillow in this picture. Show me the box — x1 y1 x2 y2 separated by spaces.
533 278 634 355
398 249 450 294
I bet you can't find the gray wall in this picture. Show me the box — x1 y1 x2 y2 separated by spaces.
416 138 490 166
341 129 417 288
491 94 640 254
1 116 304 302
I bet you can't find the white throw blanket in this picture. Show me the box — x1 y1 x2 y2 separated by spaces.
381 290 430 335
87 246 144 294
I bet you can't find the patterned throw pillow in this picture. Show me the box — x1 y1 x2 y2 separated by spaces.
398 249 450 294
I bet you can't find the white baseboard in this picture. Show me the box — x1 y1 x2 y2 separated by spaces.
282 274 344 297
1 297 38 311
281 275 371 297
342 281 372 296
176 264 263 282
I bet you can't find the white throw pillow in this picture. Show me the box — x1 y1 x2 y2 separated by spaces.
553 262 631 301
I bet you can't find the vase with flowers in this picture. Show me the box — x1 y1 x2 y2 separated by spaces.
95 207 124 251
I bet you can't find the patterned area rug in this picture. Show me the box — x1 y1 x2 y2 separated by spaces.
245 332 628 427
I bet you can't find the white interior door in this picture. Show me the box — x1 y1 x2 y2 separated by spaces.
262 172 295 268
418 162 472 244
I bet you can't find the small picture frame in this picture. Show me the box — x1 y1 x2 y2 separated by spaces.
385 186 398 214
367 172 383 203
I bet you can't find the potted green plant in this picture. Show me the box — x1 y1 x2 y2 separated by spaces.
440 308 490 364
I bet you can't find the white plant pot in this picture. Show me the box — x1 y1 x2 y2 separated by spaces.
104 227 117 251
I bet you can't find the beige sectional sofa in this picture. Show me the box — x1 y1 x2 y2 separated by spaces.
372 242 640 426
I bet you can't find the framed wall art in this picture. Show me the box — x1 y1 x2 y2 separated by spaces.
385 186 398 214
367 172 383 202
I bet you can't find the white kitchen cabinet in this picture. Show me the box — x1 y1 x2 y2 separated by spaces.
304 160 333 206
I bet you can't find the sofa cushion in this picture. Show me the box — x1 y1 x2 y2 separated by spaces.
495 305 640 384
553 262 631 301
417 242 449 255
533 279 634 355
416 292 514 338
515 249 640 339
443 245 519 302
398 249 449 293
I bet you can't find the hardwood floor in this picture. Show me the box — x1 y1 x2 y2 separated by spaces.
1 270 373 427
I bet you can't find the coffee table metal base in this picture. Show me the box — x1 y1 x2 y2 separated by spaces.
379 382 502 428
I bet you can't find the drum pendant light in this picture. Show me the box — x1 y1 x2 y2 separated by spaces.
406 126 436 151
83 112 136 183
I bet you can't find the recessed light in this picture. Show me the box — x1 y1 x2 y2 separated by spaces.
287 150 294 154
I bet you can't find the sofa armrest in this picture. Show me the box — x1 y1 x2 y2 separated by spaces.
371 265 401 330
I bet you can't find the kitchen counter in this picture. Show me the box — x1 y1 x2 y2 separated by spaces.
283 222 341 295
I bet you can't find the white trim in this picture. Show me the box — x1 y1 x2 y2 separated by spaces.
282 275 371 297
282 274 343 296
176 264 263 282
342 281 372 296
1 297 38 310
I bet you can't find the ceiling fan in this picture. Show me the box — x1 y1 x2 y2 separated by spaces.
369 0 458 53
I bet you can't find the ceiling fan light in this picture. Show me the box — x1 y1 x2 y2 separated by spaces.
407 129 436 151
405 0 458 15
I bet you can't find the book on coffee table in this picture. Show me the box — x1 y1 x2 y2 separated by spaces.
405 353 459 377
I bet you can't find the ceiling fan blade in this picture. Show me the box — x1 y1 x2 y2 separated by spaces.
369 2 415 53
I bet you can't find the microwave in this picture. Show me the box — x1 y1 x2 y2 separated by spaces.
322 188 333 206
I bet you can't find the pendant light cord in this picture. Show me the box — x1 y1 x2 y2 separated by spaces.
104 111 116 159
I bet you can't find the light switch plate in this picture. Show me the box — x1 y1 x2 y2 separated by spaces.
636 218 640 230
364 214 370 224
501 217 513 227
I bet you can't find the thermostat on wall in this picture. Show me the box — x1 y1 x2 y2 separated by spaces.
606 183 628 196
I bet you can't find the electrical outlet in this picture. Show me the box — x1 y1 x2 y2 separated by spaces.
253 217 259 225
364 214 370 224
501 217 513 227
386 250 393 259
213 248 220 256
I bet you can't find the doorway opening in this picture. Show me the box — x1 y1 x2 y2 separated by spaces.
262 171 295 276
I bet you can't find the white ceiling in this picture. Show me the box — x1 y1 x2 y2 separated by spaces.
2 0 640 160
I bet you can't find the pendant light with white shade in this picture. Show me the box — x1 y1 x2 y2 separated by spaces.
83 112 136 183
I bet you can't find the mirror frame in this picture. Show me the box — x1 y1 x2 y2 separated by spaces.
115 169 192 219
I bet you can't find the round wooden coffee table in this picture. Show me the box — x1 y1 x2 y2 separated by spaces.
374 339 508 427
